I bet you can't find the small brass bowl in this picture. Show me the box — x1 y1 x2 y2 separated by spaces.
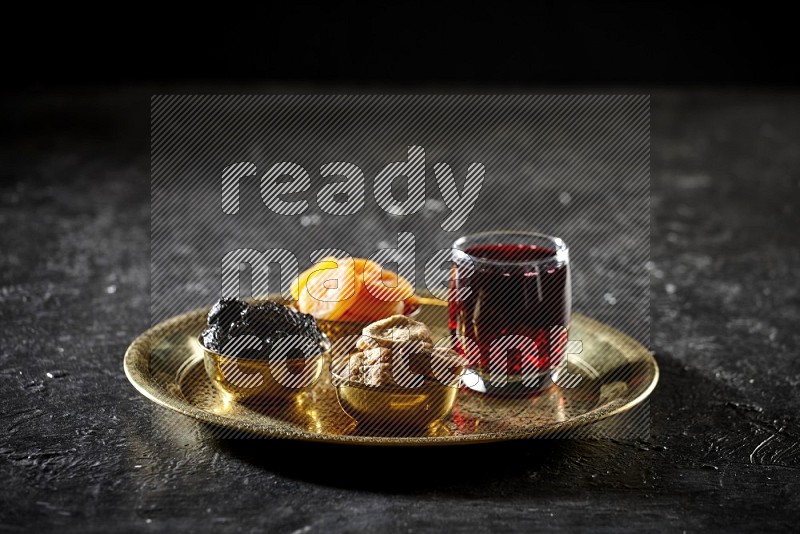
331 373 462 430
199 337 328 403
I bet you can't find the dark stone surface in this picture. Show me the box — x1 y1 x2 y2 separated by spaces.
1 89 799 532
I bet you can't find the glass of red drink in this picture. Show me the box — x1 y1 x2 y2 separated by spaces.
449 231 571 394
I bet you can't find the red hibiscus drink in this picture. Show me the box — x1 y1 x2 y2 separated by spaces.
449 231 571 394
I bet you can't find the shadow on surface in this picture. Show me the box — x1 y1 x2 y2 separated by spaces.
208 433 619 495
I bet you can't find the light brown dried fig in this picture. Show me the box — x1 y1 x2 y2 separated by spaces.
356 315 433 351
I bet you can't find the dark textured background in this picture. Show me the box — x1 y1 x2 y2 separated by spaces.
1 88 799 532
4 4 800 89
150 95 650 352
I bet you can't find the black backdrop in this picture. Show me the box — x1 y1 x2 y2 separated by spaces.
4 2 798 89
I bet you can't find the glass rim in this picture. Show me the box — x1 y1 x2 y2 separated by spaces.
452 230 568 267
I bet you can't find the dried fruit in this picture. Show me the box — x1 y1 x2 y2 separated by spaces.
292 257 418 322
333 316 464 387
200 298 324 360
357 314 433 351
207 298 248 329
201 324 224 352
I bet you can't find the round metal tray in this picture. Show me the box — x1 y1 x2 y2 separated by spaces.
124 298 657 445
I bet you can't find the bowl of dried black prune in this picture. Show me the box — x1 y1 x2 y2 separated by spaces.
198 298 329 402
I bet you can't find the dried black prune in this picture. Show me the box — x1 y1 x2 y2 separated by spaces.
226 318 252 340
201 324 223 352
297 313 324 344
207 298 248 329
201 298 324 361
242 301 302 332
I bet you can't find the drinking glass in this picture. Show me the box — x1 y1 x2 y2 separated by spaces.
449 231 571 394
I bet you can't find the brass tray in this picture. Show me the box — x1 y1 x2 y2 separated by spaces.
124 298 658 445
